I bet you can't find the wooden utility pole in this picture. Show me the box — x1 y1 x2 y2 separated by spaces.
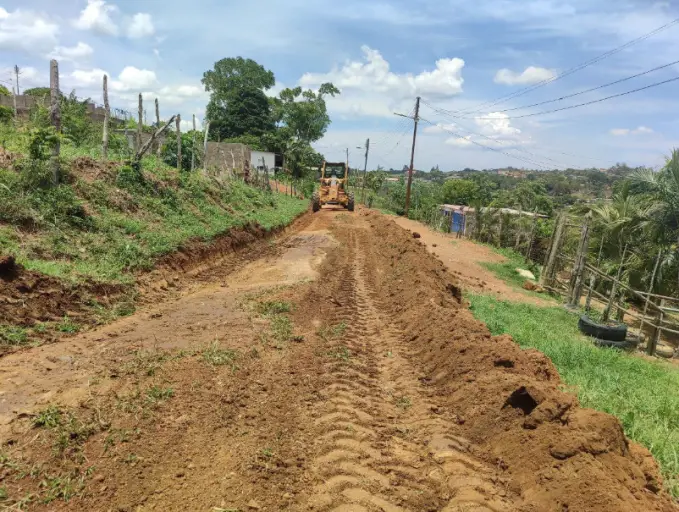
136 94 143 153
361 138 370 204
191 114 197 171
540 212 567 287
102 75 110 158
50 60 61 186
203 121 210 172
175 114 182 170
155 98 161 156
568 217 590 308
11 85 17 117
404 96 420 216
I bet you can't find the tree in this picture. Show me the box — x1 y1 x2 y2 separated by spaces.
202 57 276 141
0 85 10 96
162 131 202 172
272 83 339 145
206 87 274 140
23 87 52 98
441 179 480 205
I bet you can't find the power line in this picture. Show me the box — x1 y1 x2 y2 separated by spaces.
472 58 679 115
423 102 571 169
452 17 679 117
419 115 551 170
473 75 679 120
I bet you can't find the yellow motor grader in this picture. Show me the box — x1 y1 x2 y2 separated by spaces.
312 161 354 212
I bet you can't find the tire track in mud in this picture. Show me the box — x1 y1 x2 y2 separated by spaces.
305 227 516 511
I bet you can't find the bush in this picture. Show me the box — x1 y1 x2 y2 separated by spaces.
161 132 202 172
0 105 13 124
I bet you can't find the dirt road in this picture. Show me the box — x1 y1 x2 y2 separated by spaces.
0 209 675 511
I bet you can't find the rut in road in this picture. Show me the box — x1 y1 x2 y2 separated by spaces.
304 229 515 511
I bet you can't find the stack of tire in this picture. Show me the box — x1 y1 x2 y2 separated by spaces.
578 315 639 351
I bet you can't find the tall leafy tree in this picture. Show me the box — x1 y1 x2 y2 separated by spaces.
202 57 276 141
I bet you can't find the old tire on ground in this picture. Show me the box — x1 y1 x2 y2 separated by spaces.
594 338 635 351
347 192 355 212
578 315 627 342
312 193 320 213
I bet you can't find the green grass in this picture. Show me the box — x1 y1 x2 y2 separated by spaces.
468 293 679 497
0 325 28 346
0 144 308 285
480 246 542 291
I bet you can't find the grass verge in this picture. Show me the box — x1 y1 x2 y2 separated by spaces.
468 293 679 497
479 246 541 290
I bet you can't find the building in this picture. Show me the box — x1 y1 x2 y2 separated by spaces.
440 204 546 236
251 150 276 170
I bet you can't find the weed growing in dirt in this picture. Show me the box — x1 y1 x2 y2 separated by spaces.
0 325 28 346
327 345 351 362
0 486 7 500
317 322 348 342
56 316 80 334
395 396 412 410
40 469 90 504
258 301 292 316
270 315 293 342
469 293 679 497
202 341 238 370
261 448 274 458
33 406 63 429
146 386 174 403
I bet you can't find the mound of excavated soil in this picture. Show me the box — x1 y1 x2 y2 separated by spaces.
357 209 674 512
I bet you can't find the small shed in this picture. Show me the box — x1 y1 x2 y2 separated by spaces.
251 150 276 170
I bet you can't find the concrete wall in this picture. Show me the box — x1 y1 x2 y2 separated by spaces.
205 142 250 175
251 150 275 170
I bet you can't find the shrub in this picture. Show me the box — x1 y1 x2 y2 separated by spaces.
0 106 13 124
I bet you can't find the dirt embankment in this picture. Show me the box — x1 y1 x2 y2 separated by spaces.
357 209 673 511
1 213 312 355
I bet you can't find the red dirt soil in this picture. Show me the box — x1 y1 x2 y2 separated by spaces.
0 208 675 511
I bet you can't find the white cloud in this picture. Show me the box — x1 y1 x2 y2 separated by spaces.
610 126 654 136
446 135 473 147
153 48 161 58
424 123 457 134
127 13 155 39
74 0 119 36
494 66 557 85
111 67 157 91
48 42 94 62
298 45 464 118
70 68 109 88
0 8 59 54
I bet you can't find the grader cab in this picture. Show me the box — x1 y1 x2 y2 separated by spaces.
312 161 355 212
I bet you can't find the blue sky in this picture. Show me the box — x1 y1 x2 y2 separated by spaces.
2 1 679 171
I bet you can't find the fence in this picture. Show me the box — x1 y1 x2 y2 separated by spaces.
437 203 679 358
3 60 289 191
539 213 679 358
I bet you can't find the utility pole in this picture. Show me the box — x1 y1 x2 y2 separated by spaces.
395 97 420 216
360 138 370 204
14 65 20 96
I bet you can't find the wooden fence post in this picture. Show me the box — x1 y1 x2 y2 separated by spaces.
203 121 210 173
540 212 566 287
191 114 197 171
525 209 539 263
175 115 182 171
155 98 161 157
640 249 663 334
568 217 590 308
136 94 143 153
603 244 628 322
648 303 664 356
50 59 61 186
102 74 110 159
